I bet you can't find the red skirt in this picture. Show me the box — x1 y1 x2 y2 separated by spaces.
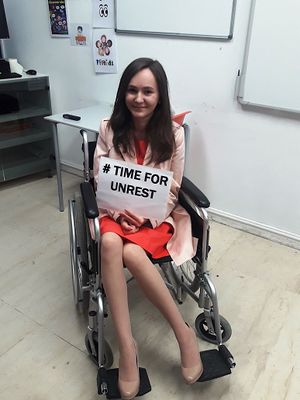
100 216 173 259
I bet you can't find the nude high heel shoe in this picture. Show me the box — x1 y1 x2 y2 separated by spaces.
118 340 140 400
181 324 203 384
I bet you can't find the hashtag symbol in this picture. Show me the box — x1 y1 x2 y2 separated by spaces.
102 163 111 174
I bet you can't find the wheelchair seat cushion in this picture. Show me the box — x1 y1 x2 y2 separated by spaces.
100 216 173 259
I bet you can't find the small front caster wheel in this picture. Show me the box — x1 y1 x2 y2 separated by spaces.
195 313 232 344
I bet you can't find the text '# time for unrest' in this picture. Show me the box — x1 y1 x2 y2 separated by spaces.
102 163 170 199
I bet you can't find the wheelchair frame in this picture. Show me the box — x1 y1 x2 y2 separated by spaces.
68 128 235 396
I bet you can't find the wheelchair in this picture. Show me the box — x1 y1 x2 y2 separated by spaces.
68 126 236 398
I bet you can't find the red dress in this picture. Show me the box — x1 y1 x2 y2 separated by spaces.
100 138 173 259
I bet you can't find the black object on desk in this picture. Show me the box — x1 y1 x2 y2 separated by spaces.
26 69 37 75
63 113 81 121
0 59 22 79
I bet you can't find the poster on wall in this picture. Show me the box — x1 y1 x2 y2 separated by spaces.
48 0 69 37
92 0 115 28
70 23 90 46
93 29 117 74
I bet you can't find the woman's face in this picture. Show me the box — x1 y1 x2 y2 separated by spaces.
125 68 159 124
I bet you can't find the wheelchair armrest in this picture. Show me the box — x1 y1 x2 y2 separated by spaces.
80 182 99 219
179 176 210 209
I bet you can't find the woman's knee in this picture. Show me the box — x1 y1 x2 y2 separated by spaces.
101 232 123 257
123 243 146 273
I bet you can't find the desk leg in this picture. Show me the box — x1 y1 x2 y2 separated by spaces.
53 123 64 212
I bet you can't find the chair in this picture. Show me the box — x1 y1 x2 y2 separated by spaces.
68 124 235 398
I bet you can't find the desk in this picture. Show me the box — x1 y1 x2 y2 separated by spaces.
45 103 113 211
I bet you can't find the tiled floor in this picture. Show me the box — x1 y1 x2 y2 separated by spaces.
0 172 299 400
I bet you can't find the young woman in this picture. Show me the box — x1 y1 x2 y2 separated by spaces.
93 58 203 399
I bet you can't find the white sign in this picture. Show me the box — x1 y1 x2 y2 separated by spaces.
93 28 117 74
96 157 173 220
92 0 115 28
69 23 90 46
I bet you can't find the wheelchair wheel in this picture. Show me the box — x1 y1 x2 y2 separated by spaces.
173 259 201 293
195 312 232 344
68 193 89 306
85 333 114 369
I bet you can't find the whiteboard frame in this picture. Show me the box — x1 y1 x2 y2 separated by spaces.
114 0 237 40
237 0 300 114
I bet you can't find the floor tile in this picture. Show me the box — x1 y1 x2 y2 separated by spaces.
212 230 300 294
0 326 98 400
0 300 39 357
208 220 243 267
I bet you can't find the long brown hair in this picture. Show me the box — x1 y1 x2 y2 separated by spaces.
109 58 175 164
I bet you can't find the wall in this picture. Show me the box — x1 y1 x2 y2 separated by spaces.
3 0 300 242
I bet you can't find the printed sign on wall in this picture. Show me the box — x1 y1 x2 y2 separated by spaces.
96 157 173 220
48 0 69 37
70 23 90 46
92 0 115 28
93 28 117 73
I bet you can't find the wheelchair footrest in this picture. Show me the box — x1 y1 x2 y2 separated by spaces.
198 348 233 382
97 367 151 399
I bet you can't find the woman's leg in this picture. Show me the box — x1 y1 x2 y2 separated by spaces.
123 243 202 374
100 233 137 382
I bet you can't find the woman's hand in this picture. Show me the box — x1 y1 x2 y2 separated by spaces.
119 210 147 234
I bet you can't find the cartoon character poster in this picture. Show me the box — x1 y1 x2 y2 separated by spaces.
93 29 117 74
92 0 115 28
70 23 90 46
48 0 69 37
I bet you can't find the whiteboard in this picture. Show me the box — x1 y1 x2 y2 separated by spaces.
115 0 236 39
238 0 300 113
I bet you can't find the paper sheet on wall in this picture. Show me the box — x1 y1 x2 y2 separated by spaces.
70 23 90 46
96 157 173 220
93 28 117 73
48 0 69 37
92 0 115 28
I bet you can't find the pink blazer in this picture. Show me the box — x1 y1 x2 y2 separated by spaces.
93 119 197 265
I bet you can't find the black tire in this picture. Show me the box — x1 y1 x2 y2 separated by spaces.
85 333 114 369
68 199 80 305
68 193 89 306
74 192 89 274
173 259 201 293
195 312 232 344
